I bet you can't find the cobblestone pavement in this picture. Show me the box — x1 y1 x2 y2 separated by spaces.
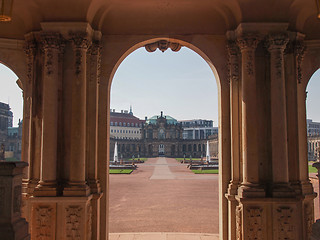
109 157 320 234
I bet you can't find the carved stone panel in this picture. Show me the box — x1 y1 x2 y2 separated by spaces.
32 205 55 240
236 205 242 240
246 207 263 240
305 203 313 238
87 203 92 240
66 206 83 240
277 207 294 240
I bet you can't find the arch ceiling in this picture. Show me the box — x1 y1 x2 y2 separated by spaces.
0 0 318 39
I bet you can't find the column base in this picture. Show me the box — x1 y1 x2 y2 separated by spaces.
63 181 90 196
33 181 59 197
237 183 265 198
271 183 296 197
87 179 101 194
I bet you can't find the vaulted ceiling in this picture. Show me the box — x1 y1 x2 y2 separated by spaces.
0 0 319 39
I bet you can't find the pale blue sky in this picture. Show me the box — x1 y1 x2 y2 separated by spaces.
111 47 219 125
0 48 319 127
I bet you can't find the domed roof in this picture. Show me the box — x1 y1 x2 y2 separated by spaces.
146 112 178 125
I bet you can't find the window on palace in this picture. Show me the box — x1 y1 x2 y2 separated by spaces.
115 122 118 126
111 122 113 126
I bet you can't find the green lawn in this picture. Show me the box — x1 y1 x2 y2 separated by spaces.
176 158 202 161
127 158 148 162
309 165 318 173
192 169 219 174
5 157 19 162
109 169 133 174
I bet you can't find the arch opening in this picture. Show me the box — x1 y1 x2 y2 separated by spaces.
108 39 222 236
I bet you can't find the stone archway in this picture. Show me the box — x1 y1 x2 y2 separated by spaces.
104 37 230 239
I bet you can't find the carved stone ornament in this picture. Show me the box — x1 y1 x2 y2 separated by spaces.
145 40 182 53
236 205 242 240
41 33 65 75
294 40 306 84
87 203 92 240
277 207 294 240
237 34 261 51
237 35 261 76
88 41 102 82
305 203 313 238
24 39 36 82
227 41 240 82
66 206 82 240
70 32 91 75
35 206 53 240
266 34 289 79
246 207 263 240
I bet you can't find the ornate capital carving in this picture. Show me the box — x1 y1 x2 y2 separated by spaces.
145 40 182 53
227 41 240 82
266 33 289 51
294 40 306 84
41 33 65 75
237 34 261 51
70 32 91 50
70 32 91 75
89 41 102 56
41 33 64 50
24 39 36 81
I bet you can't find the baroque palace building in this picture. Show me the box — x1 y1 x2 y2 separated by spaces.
110 111 218 159
0 0 320 239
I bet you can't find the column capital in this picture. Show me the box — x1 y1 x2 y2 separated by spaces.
88 41 102 56
69 32 91 49
266 33 289 51
227 40 240 57
41 32 64 50
237 34 261 51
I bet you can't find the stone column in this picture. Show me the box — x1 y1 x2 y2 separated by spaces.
0 161 30 240
237 34 264 196
63 32 90 196
266 34 293 196
226 38 241 240
86 40 103 240
34 33 63 196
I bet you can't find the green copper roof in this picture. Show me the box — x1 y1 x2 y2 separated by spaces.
146 114 178 125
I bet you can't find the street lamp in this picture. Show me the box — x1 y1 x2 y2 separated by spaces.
0 0 14 22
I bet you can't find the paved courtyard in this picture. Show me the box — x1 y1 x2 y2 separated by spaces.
109 157 219 234
109 157 320 235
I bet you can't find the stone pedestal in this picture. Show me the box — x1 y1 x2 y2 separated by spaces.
0 161 30 240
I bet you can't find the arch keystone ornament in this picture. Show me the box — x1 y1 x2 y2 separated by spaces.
145 40 182 53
